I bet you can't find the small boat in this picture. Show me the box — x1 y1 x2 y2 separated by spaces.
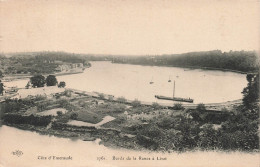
150 77 154 84
155 80 194 103
168 76 171 82
83 137 96 141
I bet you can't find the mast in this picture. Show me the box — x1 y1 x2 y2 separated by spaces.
173 80 175 98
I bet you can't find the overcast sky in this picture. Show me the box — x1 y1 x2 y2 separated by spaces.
0 0 259 55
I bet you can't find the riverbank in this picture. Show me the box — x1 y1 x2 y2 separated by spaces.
1 69 86 82
68 88 243 110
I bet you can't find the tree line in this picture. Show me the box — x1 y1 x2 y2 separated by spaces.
113 50 258 73
0 52 91 75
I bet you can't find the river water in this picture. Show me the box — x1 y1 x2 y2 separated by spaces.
4 61 247 104
0 125 258 167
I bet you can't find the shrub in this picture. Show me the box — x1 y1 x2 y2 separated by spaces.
64 90 72 97
98 93 105 99
173 103 184 110
110 104 126 113
56 113 71 123
70 112 78 119
221 107 228 112
139 124 163 138
58 99 70 108
108 95 114 101
132 99 141 107
37 103 47 112
56 111 63 116
196 103 206 112
157 117 174 129
34 95 47 101
151 102 162 110
136 134 158 150
58 81 66 88
117 96 127 103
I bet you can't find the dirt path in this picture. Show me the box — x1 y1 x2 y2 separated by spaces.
67 116 115 128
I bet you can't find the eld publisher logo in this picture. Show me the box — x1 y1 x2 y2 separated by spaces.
11 150 23 157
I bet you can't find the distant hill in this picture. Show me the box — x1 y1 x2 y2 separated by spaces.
112 50 259 73
1 50 258 74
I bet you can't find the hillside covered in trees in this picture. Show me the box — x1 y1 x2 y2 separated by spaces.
113 50 259 73
0 52 91 75
0 50 258 76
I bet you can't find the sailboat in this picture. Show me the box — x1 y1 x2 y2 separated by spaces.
168 76 172 82
155 80 194 103
150 77 154 84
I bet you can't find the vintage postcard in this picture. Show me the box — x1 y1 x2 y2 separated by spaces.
0 0 259 167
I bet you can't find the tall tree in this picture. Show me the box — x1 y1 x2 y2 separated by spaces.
241 73 259 120
0 80 4 95
46 75 58 86
242 73 259 108
30 75 45 88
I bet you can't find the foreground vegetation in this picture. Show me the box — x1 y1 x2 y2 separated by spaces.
0 73 258 152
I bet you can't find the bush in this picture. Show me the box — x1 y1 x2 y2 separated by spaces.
117 96 127 103
98 93 105 99
64 90 72 97
58 81 66 88
132 99 141 107
108 95 114 101
157 117 174 129
110 104 126 113
137 134 158 150
139 124 163 138
34 95 47 101
70 112 78 119
58 99 70 108
37 103 47 112
196 103 206 112
221 107 228 112
173 103 184 110
57 111 63 116
56 112 71 123
151 102 162 110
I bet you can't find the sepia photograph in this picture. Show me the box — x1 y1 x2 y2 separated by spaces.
0 0 259 166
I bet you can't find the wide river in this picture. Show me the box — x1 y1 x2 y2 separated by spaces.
0 125 258 167
4 61 247 104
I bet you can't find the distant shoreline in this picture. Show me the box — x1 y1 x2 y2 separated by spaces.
1 70 85 82
1 61 255 83
112 61 256 74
